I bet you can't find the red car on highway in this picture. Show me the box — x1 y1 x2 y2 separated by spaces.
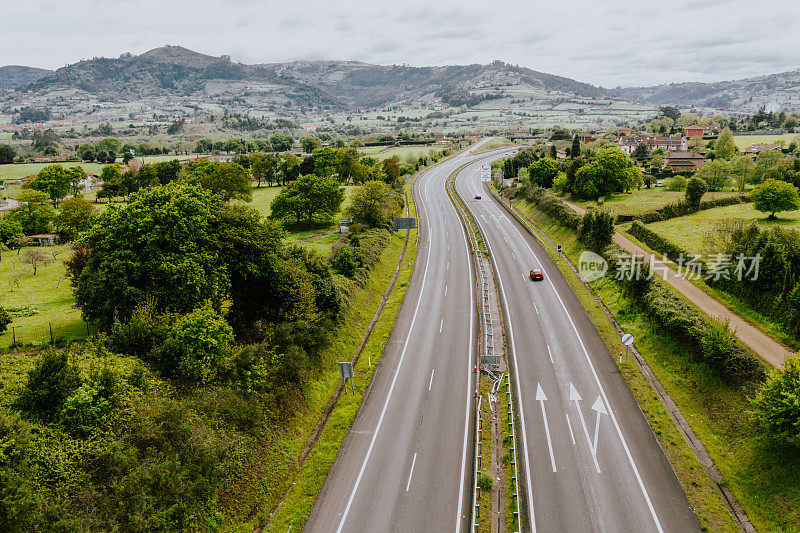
530 268 544 281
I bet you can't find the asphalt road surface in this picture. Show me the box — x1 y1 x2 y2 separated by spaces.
306 140 517 532
455 158 701 532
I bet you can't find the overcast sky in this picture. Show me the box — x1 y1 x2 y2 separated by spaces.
3 0 799 88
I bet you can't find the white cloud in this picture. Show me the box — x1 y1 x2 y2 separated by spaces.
1 0 798 87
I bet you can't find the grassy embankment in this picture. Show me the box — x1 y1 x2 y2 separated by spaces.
509 194 800 531
252 177 418 532
472 137 515 154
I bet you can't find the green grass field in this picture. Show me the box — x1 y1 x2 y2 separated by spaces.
360 145 443 162
574 189 741 217
733 134 800 150
0 245 87 348
649 202 800 254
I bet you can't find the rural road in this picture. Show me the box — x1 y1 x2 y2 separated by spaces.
305 140 517 532
455 162 701 532
562 199 791 368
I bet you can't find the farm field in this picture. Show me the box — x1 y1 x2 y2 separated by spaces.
573 189 741 216
359 145 444 162
648 202 800 254
0 244 87 349
733 134 799 150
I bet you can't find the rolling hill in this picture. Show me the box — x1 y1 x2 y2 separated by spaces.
0 65 52 91
613 69 800 113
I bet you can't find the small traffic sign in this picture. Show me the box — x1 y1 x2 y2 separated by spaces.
557 244 562 253
621 333 634 346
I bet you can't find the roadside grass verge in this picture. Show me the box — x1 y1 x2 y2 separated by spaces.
509 198 741 532
249 179 419 532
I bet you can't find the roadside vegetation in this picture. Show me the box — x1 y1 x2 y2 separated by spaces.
0 136 422 529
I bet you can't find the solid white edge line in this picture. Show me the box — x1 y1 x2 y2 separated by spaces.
406 453 417 492
455 162 476 533
501 201 665 533
335 163 437 533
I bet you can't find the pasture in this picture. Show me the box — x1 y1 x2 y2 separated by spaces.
648 202 800 254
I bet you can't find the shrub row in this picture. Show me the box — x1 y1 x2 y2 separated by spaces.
616 194 751 224
513 183 581 229
626 220 689 262
603 243 766 386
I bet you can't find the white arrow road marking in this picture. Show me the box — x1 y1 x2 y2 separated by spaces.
569 383 601 473
536 383 557 472
591 396 607 453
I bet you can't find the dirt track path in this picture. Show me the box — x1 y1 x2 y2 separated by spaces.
564 200 791 368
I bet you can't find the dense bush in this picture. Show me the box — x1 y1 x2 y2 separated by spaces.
513 184 581 229
685 177 708 210
15 351 82 422
626 221 689 262
0 306 10 333
578 210 615 252
751 353 800 448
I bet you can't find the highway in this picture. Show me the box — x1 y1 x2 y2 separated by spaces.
455 157 701 532
305 140 516 532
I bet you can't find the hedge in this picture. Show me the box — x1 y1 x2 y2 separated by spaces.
626 221 689 262
513 184 581 229
616 194 751 224
602 242 765 386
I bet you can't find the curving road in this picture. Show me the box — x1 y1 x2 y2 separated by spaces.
305 140 517 532
455 156 701 532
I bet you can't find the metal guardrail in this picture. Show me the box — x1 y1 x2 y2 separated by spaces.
506 375 523 532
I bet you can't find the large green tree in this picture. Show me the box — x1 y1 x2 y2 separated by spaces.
572 148 642 199
180 160 252 201
249 153 277 187
7 189 55 235
312 147 339 178
269 174 344 225
0 144 17 164
269 133 294 152
751 179 800 219
74 182 230 329
28 164 71 206
714 127 737 159
345 180 402 228
56 196 96 241
301 136 322 153
752 353 800 448
528 159 559 188
696 159 730 191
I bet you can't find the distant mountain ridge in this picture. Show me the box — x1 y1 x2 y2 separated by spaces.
0 65 51 91
0 46 610 121
612 69 800 113
2 45 796 123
